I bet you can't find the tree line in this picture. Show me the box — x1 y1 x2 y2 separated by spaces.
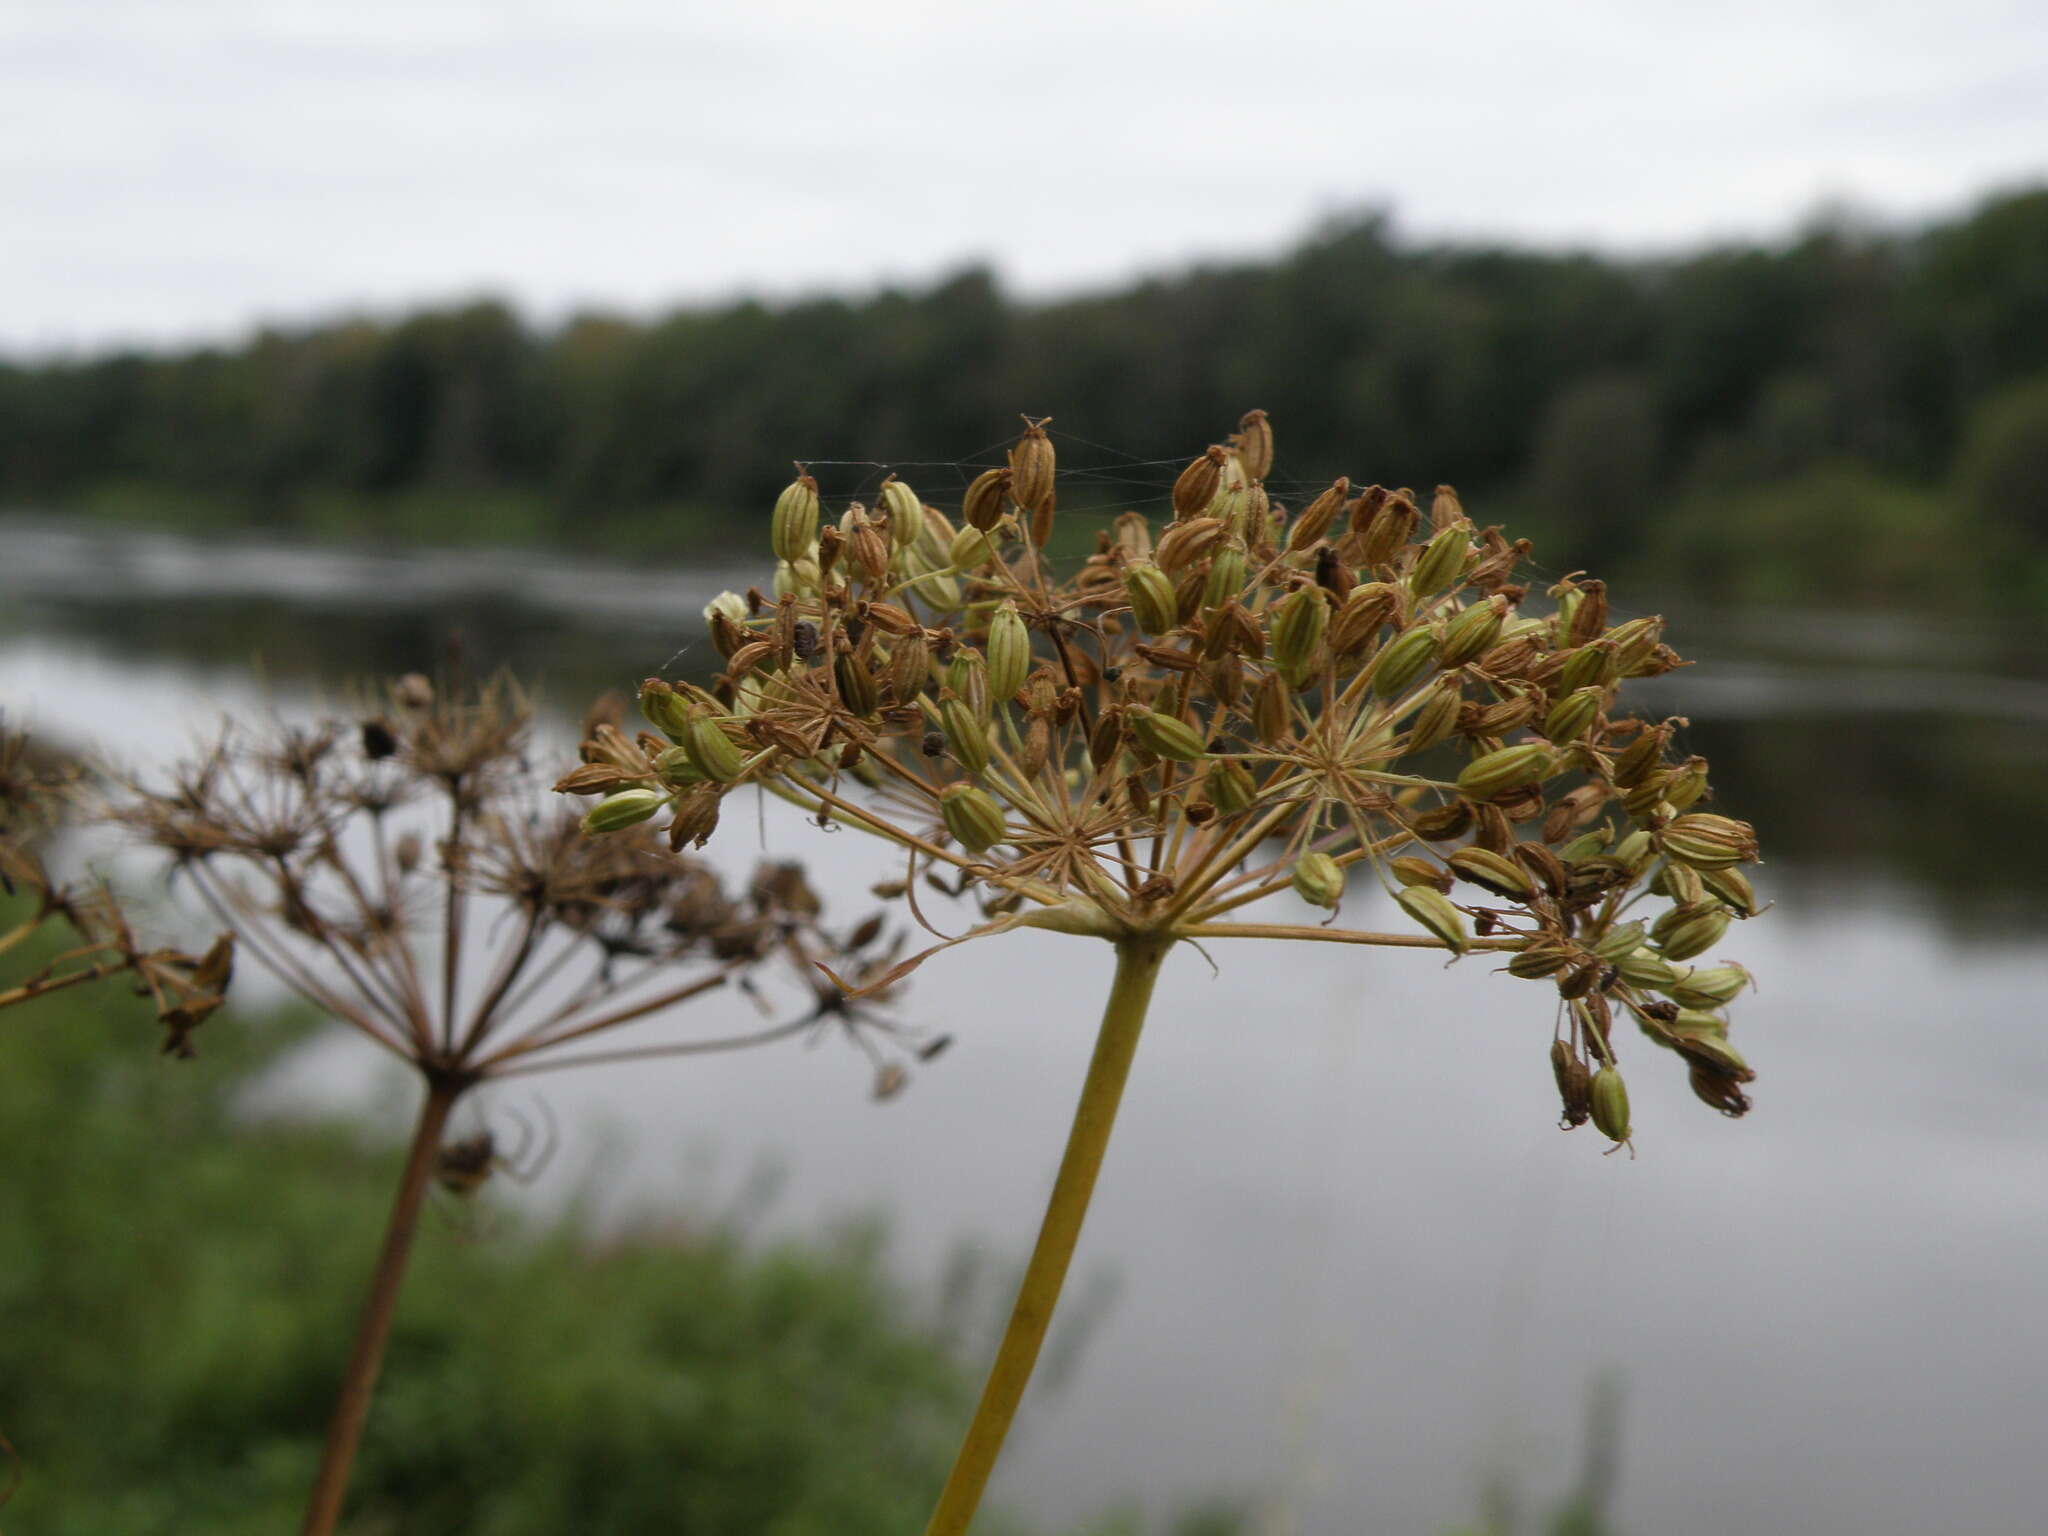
5 188 2047 601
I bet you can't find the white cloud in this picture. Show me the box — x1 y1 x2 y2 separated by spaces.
3 0 2045 350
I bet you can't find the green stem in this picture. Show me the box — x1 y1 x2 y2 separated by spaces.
923 934 1171 1536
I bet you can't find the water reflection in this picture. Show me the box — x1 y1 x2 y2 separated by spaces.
6 518 2048 1535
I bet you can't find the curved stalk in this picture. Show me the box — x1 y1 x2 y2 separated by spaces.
299 1076 461 1536
923 934 1171 1535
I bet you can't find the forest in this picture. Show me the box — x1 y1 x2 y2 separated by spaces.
7 189 2048 606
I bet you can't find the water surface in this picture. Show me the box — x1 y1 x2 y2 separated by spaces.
6 514 2046 1535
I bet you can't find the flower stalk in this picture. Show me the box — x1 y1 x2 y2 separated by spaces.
924 933 1170 1536
298 1077 461 1536
115 674 934 1535
576 409 1773 1521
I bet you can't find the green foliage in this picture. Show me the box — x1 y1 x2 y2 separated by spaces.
1953 374 2048 541
1637 461 1973 607
0 958 982 1535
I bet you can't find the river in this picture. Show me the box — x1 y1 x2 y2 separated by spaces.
6 514 2048 1535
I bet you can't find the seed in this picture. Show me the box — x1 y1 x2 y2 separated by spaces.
1614 946 1684 989
770 469 820 562
1171 446 1228 519
1243 680 1288 753
986 601 1031 703
1126 707 1208 762
1408 525 1471 596
1203 541 1249 610
1589 1066 1630 1141
1395 885 1468 952
834 654 880 716
939 783 1007 853
1664 963 1752 1008
1291 852 1345 909
1557 641 1619 693
1009 416 1057 533
1701 866 1758 916
1552 1040 1592 1127
1124 562 1180 635
1455 744 1557 802
950 524 1000 571
1406 679 1464 751
1427 483 1467 532
1609 721 1671 788
685 718 749 783
1660 813 1759 870
946 648 990 719
1355 492 1418 567
1370 624 1441 698
1652 902 1729 962
1672 1031 1753 1082
1438 596 1506 666
1231 408 1275 482
1389 855 1451 891
1510 940 1575 979
582 788 668 836
639 679 694 742
1330 582 1403 656
1447 846 1536 900
939 697 991 774
702 590 749 631
1543 686 1604 744
878 477 924 550
1269 586 1330 683
1205 757 1257 814
1286 477 1349 553
961 465 1013 532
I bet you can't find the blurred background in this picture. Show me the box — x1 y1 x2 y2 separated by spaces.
5 2 2048 1532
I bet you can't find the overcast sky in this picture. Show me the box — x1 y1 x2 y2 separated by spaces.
5 0 2046 353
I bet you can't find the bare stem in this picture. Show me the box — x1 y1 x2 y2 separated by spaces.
922 934 1170 1536
1182 921 1521 949
299 1075 461 1536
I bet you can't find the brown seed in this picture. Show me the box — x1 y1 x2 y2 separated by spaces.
1328 582 1403 657
723 640 776 680
1552 1040 1592 1128
1408 801 1475 841
1171 445 1228 519
1347 485 1389 535
1231 409 1275 482
962 465 1013 532
1286 477 1350 553
1430 484 1467 533
1514 841 1570 898
1357 494 1420 568
1567 579 1610 646
1251 672 1292 743
1009 416 1057 519
1154 516 1227 575
1406 679 1464 752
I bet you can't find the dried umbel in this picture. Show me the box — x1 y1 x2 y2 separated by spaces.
579 413 1768 1533
0 717 230 1052
114 675 928 1536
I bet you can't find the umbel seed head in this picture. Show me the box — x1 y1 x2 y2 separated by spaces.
575 408 1769 1152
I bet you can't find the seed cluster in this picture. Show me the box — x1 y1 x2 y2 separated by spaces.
572 413 1766 1145
115 676 930 1095
2 716 231 1052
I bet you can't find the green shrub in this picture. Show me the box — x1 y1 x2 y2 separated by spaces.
0 966 977 1535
